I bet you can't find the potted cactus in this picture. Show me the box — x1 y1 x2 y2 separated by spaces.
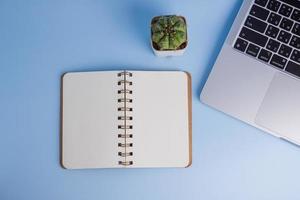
151 15 188 57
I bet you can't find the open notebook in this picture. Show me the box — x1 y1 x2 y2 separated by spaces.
61 70 192 169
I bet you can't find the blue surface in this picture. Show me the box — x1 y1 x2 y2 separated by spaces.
1 0 300 199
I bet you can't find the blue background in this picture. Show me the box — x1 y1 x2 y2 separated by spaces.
1 0 300 199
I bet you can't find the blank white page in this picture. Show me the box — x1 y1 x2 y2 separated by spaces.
128 71 192 168
62 71 121 169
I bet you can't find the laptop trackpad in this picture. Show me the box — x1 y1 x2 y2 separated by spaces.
255 72 300 143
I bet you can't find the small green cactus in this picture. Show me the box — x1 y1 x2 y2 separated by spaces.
151 15 187 51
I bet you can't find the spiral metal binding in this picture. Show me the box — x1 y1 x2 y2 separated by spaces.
118 152 133 157
118 143 133 147
118 116 133 120
118 125 133 129
118 98 133 103
118 107 133 111
118 161 133 166
118 89 132 94
118 134 133 138
117 71 133 166
117 71 133 77
118 80 132 85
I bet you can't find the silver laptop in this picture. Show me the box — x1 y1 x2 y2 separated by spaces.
201 0 300 145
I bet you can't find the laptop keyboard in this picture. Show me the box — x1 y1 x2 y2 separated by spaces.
234 0 300 78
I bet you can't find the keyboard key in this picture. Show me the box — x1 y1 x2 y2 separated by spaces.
278 44 292 58
280 0 300 9
267 0 281 12
279 18 294 31
258 49 272 62
292 23 300 36
250 4 270 20
246 43 261 57
234 38 248 52
244 16 268 33
279 4 293 17
265 25 280 38
268 13 282 26
290 35 300 49
267 39 281 52
277 30 292 43
286 61 300 77
239 27 268 47
291 49 300 63
291 9 300 22
255 0 268 7
270 54 287 69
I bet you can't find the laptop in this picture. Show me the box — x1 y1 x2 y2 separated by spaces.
201 0 300 145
